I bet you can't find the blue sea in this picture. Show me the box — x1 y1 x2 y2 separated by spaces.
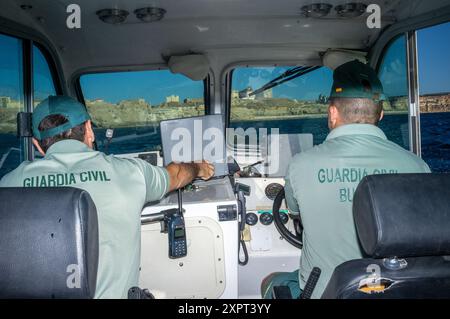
1 112 449 178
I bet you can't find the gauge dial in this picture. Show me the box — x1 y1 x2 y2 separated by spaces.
245 212 258 226
280 212 289 225
265 183 283 200
259 212 274 225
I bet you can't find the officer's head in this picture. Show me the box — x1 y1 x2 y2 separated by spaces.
327 60 385 130
32 95 95 155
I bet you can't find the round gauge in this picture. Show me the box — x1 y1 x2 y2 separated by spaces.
245 212 258 226
259 212 274 225
280 212 289 225
265 183 283 200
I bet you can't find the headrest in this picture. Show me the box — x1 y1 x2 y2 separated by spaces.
0 187 98 298
353 174 450 258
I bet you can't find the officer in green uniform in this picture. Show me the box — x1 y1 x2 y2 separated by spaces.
0 96 214 298
261 60 430 299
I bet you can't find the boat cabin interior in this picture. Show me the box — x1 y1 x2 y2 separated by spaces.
0 0 449 299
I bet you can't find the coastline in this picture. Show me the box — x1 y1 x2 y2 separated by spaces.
230 110 412 122
0 92 448 133
0 110 444 133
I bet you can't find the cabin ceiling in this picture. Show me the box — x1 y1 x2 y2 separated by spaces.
0 0 449 78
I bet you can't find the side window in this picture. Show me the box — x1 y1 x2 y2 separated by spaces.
230 66 333 145
0 34 25 179
33 45 56 105
418 22 450 173
377 35 410 150
79 70 205 154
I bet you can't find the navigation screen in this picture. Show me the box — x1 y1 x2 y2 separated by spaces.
160 115 228 177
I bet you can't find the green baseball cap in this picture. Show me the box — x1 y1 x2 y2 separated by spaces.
329 60 386 102
32 95 91 140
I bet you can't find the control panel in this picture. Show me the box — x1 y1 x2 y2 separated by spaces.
234 177 286 211
234 177 301 298
140 177 239 299
245 209 289 227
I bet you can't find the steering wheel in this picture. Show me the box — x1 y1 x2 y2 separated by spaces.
272 188 303 249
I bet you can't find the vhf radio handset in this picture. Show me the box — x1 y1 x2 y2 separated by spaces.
165 207 187 258
141 189 187 259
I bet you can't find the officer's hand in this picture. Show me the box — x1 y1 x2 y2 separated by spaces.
197 160 215 180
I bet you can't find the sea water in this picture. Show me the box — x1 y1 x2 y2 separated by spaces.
1 112 449 178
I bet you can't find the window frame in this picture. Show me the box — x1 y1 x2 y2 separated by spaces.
415 22 450 172
74 68 211 154
374 33 413 152
0 30 62 164
374 30 425 156
369 3 450 154
75 67 212 119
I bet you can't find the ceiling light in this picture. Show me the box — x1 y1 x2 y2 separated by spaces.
335 2 367 18
96 9 129 24
134 7 166 23
300 3 332 18
196 25 210 32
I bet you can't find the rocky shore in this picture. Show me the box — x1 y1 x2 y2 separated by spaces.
0 93 448 133
420 93 450 113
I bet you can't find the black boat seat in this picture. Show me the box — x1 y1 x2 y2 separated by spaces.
322 173 450 299
0 187 99 298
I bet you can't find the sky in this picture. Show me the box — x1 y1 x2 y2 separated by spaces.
417 22 450 95
0 22 448 103
80 70 204 105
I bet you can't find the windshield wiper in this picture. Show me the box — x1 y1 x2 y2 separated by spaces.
249 66 322 97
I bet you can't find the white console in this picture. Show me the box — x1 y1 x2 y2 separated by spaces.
139 175 301 299
236 177 302 299
139 177 239 298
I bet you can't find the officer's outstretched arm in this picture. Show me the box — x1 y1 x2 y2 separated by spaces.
166 161 214 192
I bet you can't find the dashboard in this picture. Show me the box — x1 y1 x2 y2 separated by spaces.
117 151 299 299
118 149 294 234
234 177 300 299
114 116 305 299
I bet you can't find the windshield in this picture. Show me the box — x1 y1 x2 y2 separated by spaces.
249 66 322 98
230 66 334 145
230 65 411 150
79 69 205 154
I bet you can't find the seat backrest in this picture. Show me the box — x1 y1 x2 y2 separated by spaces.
322 173 450 299
0 187 99 298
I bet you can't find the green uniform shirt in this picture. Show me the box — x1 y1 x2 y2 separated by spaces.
284 124 430 299
0 140 169 299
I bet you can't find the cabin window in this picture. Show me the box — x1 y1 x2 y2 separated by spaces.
33 45 57 105
377 35 410 150
0 34 25 179
229 66 333 145
417 22 450 173
79 70 205 154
